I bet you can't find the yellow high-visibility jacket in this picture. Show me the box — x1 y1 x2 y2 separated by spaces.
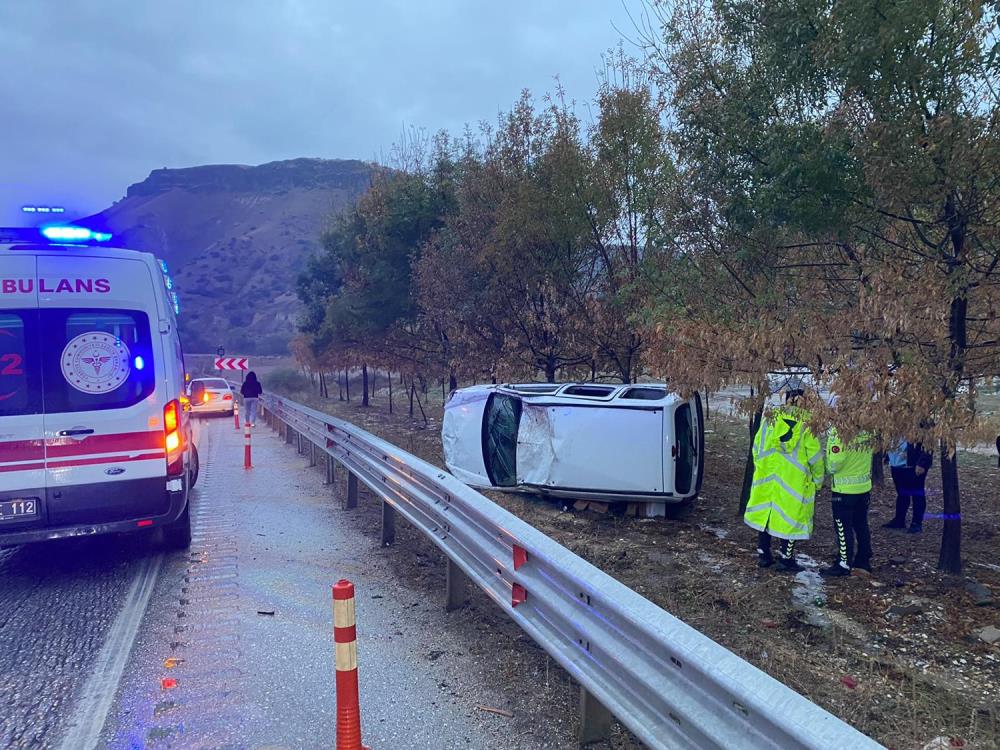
744 408 824 540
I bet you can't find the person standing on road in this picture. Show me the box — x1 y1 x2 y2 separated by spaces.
821 429 874 577
744 389 825 572
883 439 933 533
240 371 263 427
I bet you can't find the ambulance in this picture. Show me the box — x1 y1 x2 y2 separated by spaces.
0 226 197 549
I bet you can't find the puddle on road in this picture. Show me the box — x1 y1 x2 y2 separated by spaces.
791 555 831 629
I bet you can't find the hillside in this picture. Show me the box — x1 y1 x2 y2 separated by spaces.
87 158 371 354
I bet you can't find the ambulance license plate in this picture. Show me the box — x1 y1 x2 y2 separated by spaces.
0 498 37 521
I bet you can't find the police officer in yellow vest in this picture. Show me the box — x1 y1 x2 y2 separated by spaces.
821 428 874 577
744 389 824 572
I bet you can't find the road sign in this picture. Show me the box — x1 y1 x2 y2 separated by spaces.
215 357 249 371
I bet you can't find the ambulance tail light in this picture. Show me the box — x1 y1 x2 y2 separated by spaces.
164 400 184 476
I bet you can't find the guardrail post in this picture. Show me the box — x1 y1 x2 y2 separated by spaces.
345 472 358 510
285 426 294 445
325 454 336 485
577 687 613 747
297 431 304 455
380 501 395 546
445 559 468 611
309 441 317 467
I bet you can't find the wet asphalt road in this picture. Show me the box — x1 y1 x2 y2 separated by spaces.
0 417 568 750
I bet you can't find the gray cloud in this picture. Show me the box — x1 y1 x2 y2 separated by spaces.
0 0 642 223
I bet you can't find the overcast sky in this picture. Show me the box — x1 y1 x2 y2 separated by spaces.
0 1 646 224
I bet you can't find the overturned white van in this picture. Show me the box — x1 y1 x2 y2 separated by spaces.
443 383 704 512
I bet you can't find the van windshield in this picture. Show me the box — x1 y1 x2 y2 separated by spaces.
483 393 521 487
41 309 155 413
674 403 696 494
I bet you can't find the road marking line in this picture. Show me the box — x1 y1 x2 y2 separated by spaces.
56 553 163 750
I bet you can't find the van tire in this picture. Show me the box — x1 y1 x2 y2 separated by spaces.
162 499 192 550
190 445 200 489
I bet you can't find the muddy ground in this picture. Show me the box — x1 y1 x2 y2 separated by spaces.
270 375 1000 750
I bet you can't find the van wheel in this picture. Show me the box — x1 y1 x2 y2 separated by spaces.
190 445 200 489
162 500 192 550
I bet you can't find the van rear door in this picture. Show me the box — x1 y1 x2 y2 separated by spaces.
0 255 44 530
37 255 167 525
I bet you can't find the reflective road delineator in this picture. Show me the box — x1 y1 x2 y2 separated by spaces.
234 400 240 430
244 423 252 469
333 579 369 750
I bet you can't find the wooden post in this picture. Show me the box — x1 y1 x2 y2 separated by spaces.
381 501 395 546
345 472 358 510
445 558 468 611
577 686 613 746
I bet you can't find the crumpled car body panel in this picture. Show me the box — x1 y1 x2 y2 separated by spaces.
515 404 665 493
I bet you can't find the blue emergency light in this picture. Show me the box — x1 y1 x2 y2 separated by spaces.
40 226 112 242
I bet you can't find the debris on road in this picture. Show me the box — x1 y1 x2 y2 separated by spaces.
977 625 1000 644
476 705 514 719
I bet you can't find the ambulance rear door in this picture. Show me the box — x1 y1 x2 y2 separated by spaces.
0 253 44 530
37 254 168 525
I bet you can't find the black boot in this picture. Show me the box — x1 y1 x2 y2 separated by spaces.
821 563 850 577
776 540 801 572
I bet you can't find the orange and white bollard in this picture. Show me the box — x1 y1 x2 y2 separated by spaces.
234 400 240 430
244 423 252 469
333 580 368 750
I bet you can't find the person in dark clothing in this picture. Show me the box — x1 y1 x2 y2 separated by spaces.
240 371 263 427
883 440 933 533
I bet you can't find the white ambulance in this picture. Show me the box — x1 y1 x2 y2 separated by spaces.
0 226 197 549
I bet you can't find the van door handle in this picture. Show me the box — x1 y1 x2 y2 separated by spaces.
58 428 95 437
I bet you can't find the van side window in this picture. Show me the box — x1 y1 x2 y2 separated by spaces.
40 309 155 413
620 387 666 400
562 385 614 397
482 393 521 487
0 311 42 416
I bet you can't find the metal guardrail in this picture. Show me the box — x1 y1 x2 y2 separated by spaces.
261 394 882 750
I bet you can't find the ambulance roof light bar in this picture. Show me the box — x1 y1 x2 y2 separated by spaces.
40 226 112 242
0 226 113 244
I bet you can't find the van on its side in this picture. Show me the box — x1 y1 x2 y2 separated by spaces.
0 227 196 549
443 383 704 516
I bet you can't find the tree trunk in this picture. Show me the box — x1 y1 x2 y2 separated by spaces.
338 371 344 401
871 451 884 486
414 384 428 426
370 369 376 404
345 368 350 402
737 402 764 517
545 358 557 383
449 370 457 393
408 378 415 418
388 371 393 415
319 372 326 398
362 363 369 407
938 439 962 574
441 379 445 403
